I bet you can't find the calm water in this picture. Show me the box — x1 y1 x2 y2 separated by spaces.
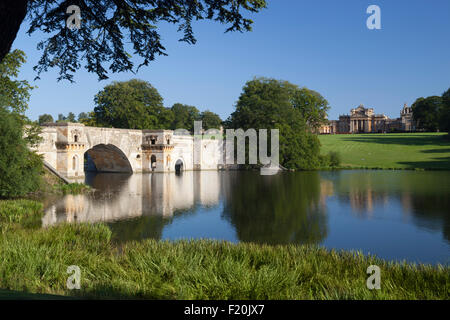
42 170 450 265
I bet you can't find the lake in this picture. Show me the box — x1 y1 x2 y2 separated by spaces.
42 170 450 265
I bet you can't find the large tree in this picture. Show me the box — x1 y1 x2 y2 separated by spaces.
170 103 200 132
292 87 330 131
226 78 326 170
200 110 222 130
0 50 42 198
412 96 443 132
93 79 171 129
0 107 43 198
0 1 266 81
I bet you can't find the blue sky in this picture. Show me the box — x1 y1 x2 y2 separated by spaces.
11 0 450 121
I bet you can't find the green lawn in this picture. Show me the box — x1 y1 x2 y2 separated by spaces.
0 199 449 300
319 133 450 170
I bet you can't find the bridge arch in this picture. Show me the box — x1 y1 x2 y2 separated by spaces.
84 144 133 173
175 158 184 174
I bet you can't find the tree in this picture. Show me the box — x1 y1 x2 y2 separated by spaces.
0 49 34 113
170 103 200 132
200 110 222 130
77 112 88 122
0 107 43 198
292 88 330 131
38 114 54 125
93 79 170 129
66 112 76 122
78 111 98 125
0 1 267 81
226 78 326 170
57 113 66 122
440 88 450 134
0 50 42 198
412 96 443 132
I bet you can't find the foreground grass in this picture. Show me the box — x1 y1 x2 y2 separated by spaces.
0 200 448 300
319 133 450 170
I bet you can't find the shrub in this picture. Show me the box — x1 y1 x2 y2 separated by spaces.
328 151 341 167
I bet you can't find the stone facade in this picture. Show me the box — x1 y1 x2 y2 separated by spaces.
34 123 225 178
319 104 415 134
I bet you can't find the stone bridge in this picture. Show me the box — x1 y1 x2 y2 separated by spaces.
35 123 224 178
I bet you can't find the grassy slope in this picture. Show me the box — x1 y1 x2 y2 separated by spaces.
0 200 449 300
319 133 450 170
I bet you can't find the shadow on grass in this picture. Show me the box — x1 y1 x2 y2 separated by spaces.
398 156 450 170
421 148 450 154
341 134 450 147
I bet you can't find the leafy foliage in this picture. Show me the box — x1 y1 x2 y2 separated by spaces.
170 103 200 132
0 107 43 198
20 0 267 81
0 49 43 198
412 96 443 132
38 113 54 125
200 110 223 130
0 49 35 113
92 79 171 129
226 78 328 170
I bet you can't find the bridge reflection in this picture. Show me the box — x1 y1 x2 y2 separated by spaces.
42 171 222 227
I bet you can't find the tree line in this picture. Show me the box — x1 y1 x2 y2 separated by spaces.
38 79 223 132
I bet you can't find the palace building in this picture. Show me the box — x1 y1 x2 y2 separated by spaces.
319 104 415 134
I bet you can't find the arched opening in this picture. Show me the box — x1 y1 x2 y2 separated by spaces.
74 135 78 143
175 159 184 174
151 155 157 171
84 144 132 173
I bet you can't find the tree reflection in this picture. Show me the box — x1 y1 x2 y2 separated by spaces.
221 171 328 245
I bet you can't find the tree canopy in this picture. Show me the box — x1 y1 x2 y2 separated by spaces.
0 1 267 82
38 114 54 125
0 107 43 198
0 50 42 198
226 78 328 170
170 103 200 132
200 110 223 130
92 79 172 129
412 95 445 132
0 49 34 113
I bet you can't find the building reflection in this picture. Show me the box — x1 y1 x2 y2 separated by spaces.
324 170 450 243
42 171 222 227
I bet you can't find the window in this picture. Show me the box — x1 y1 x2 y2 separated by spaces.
74 135 78 143
72 156 77 170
